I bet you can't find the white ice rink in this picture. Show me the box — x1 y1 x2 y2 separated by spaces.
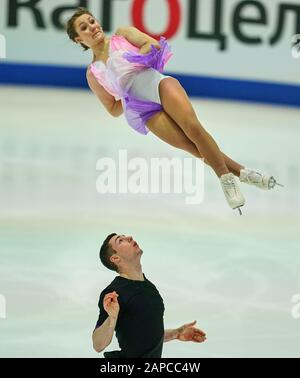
0 85 299 357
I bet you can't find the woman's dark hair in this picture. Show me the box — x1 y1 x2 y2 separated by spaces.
99 233 118 272
66 7 93 51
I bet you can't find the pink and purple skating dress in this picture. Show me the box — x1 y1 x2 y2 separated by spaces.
89 35 172 135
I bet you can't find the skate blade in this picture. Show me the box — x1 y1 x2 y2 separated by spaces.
233 206 244 215
269 177 284 189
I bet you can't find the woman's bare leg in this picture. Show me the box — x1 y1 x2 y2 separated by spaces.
146 111 244 177
146 111 202 158
158 78 233 178
221 153 244 177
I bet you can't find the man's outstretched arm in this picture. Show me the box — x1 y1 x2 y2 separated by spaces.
164 321 207 343
164 328 179 342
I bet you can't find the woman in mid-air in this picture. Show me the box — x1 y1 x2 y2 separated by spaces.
66 7 281 214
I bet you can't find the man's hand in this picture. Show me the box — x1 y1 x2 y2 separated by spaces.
103 291 120 320
176 321 207 343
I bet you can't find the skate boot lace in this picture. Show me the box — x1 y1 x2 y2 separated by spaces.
246 171 262 184
222 177 237 195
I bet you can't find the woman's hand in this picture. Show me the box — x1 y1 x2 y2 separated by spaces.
103 291 120 320
139 41 161 55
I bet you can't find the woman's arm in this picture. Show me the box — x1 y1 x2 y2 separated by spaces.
110 100 123 117
115 26 160 54
86 68 123 117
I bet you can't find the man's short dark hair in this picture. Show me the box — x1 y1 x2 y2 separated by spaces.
99 233 118 272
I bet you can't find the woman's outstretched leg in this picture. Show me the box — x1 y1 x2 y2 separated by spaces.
158 78 229 178
146 110 244 177
147 110 245 213
149 78 280 195
155 78 245 212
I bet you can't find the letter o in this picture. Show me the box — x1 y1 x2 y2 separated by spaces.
131 0 181 39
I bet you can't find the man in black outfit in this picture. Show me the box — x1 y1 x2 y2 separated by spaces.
93 233 207 358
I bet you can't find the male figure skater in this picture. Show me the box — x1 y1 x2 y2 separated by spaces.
93 233 207 358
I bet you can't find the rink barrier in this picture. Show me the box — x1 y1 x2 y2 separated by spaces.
0 62 300 108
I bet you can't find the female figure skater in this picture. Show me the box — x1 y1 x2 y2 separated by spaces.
66 7 281 214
